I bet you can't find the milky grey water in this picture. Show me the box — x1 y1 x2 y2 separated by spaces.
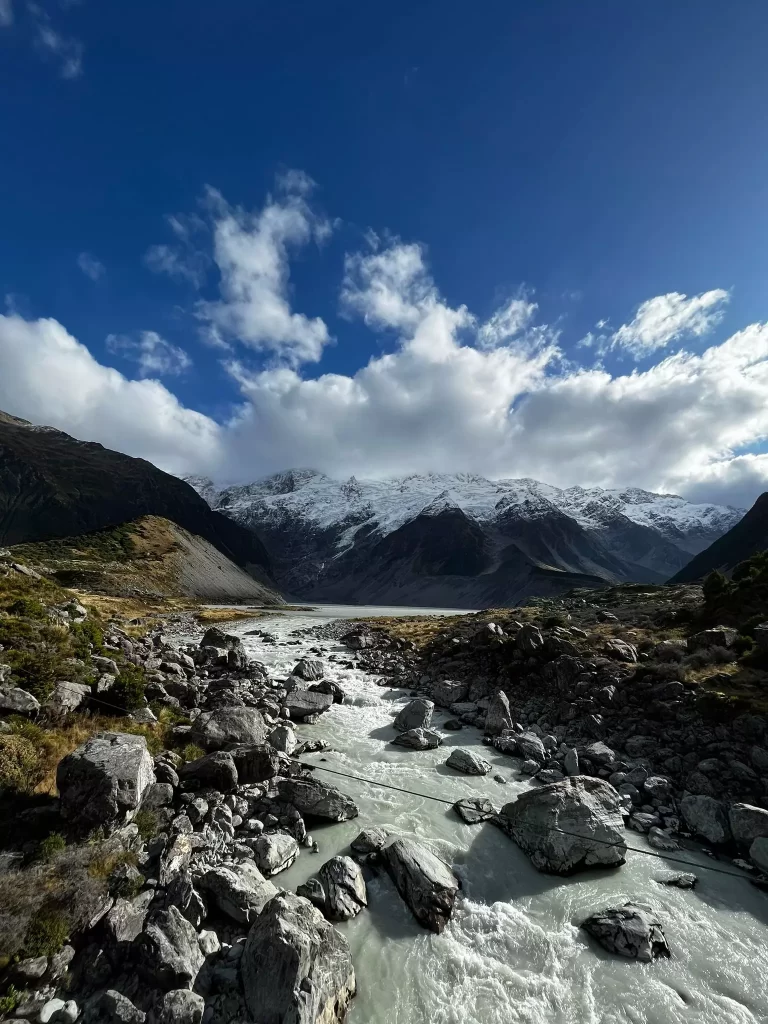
196 606 768 1024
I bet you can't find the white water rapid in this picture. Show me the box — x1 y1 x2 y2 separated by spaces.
193 605 768 1024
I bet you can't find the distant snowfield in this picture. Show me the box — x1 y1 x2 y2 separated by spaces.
188 470 744 556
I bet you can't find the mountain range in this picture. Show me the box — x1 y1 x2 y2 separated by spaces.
187 470 745 606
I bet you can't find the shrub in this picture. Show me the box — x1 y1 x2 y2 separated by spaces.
133 809 158 843
0 734 44 795
7 597 47 619
106 663 146 711
179 743 205 763
542 613 567 628
23 908 69 957
732 634 754 656
0 985 19 1015
70 620 104 659
37 832 67 861
702 569 731 604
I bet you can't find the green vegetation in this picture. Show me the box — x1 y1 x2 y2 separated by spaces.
133 809 159 843
179 742 205 763
70 619 104 658
12 522 138 565
0 733 44 794
0 985 20 1015
37 832 67 861
106 662 147 711
702 551 768 626
23 908 69 957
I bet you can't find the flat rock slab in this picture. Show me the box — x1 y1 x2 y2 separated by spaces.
382 838 459 933
284 690 334 721
241 892 356 1024
275 777 359 821
497 775 627 875
582 902 670 961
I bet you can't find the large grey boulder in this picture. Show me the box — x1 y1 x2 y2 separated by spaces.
275 777 359 821
318 856 367 920
179 751 238 791
291 658 325 681
199 628 247 669
453 798 498 824
241 892 356 1024
432 680 469 706
230 744 284 784
393 698 434 732
308 679 346 704
382 838 460 933
104 891 154 945
484 691 513 736
200 861 278 923
728 803 768 846
190 707 267 750
582 902 670 961
497 776 627 875
251 832 300 876
680 794 731 844
269 724 297 755
82 990 145 1024
516 732 547 765
750 837 768 872
57 733 155 830
46 681 91 713
445 749 492 775
350 827 388 853
0 684 40 715
392 727 442 750
137 906 204 989
688 627 738 651
157 991 204 1024
284 689 334 721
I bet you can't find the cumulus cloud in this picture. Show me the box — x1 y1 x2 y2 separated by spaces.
610 289 729 358
106 331 192 378
77 252 105 281
2 229 768 508
477 297 538 349
0 314 220 475
148 175 332 365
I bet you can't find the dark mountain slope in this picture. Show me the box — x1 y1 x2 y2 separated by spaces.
672 492 768 582
0 413 274 586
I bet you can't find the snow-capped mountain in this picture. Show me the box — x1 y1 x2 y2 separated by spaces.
186 470 744 607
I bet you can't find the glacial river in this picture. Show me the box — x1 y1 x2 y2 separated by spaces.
196 605 768 1024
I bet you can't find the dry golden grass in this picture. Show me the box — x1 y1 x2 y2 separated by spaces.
194 607 267 625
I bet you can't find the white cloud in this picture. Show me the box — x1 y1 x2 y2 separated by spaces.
610 289 729 358
2 231 768 509
0 314 219 475
106 331 192 378
35 21 83 78
0 0 13 28
149 175 332 366
77 251 105 281
477 297 538 349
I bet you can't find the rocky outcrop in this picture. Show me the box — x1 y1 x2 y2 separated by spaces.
484 690 513 736
445 749 492 775
241 893 356 1024
284 689 334 722
136 906 204 989
57 733 155 830
178 751 238 791
291 658 325 681
393 698 434 732
0 685 40 715
497 776 627 874
382 838 460 933
251 832 300 876
582 902 670 961
275 777 359 821
728 803 768 846
318 856 368 920
190 707 268 750
680 794 731 844
200 861 278 923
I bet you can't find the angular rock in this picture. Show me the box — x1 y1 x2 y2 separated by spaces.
516 624 544 655
83 990 145 1024
453 797 498 824
57 732 155 830
582 902 670 961
46 681 91 713
603 639 637 662
564 748 579 776
230 743 283 784
350 827 388 853
516 732 546 765
179 751 238 792
103 891 154 945
291 657 325 681
157 991 204 1024
275 777 359 821
688 627 738 651
284 689 334 722
382 838 460 933
728 803 768 847
190 707 267 750
251 832 300 876
0 684 40 715
137 905 204 989
647 827 679 851
498 776 627 874
269 724 298 754
484 690 513 736
432 680 469 706
308 679 346 704
318 856 367 920
584 741 616 766
241 892 355 1024
680 794 731 844
200 861 278 923
393 698 434 732
658 872 697 889
392 727 442 750
749 837 768 872
445 748 492 775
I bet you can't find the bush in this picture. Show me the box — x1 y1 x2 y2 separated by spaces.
70 620 104 659
179 743 205 763
542 613 567 628
105 663 146 711
6 596 47 619
732 634 754 656
0 734 44 795
0 985 19 1015
37 832 67 861
23 908 69 957
133 809 158 843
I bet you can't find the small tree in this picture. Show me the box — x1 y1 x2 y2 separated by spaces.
702 569 730 605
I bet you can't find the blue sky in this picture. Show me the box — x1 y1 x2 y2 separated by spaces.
2 0 768 507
